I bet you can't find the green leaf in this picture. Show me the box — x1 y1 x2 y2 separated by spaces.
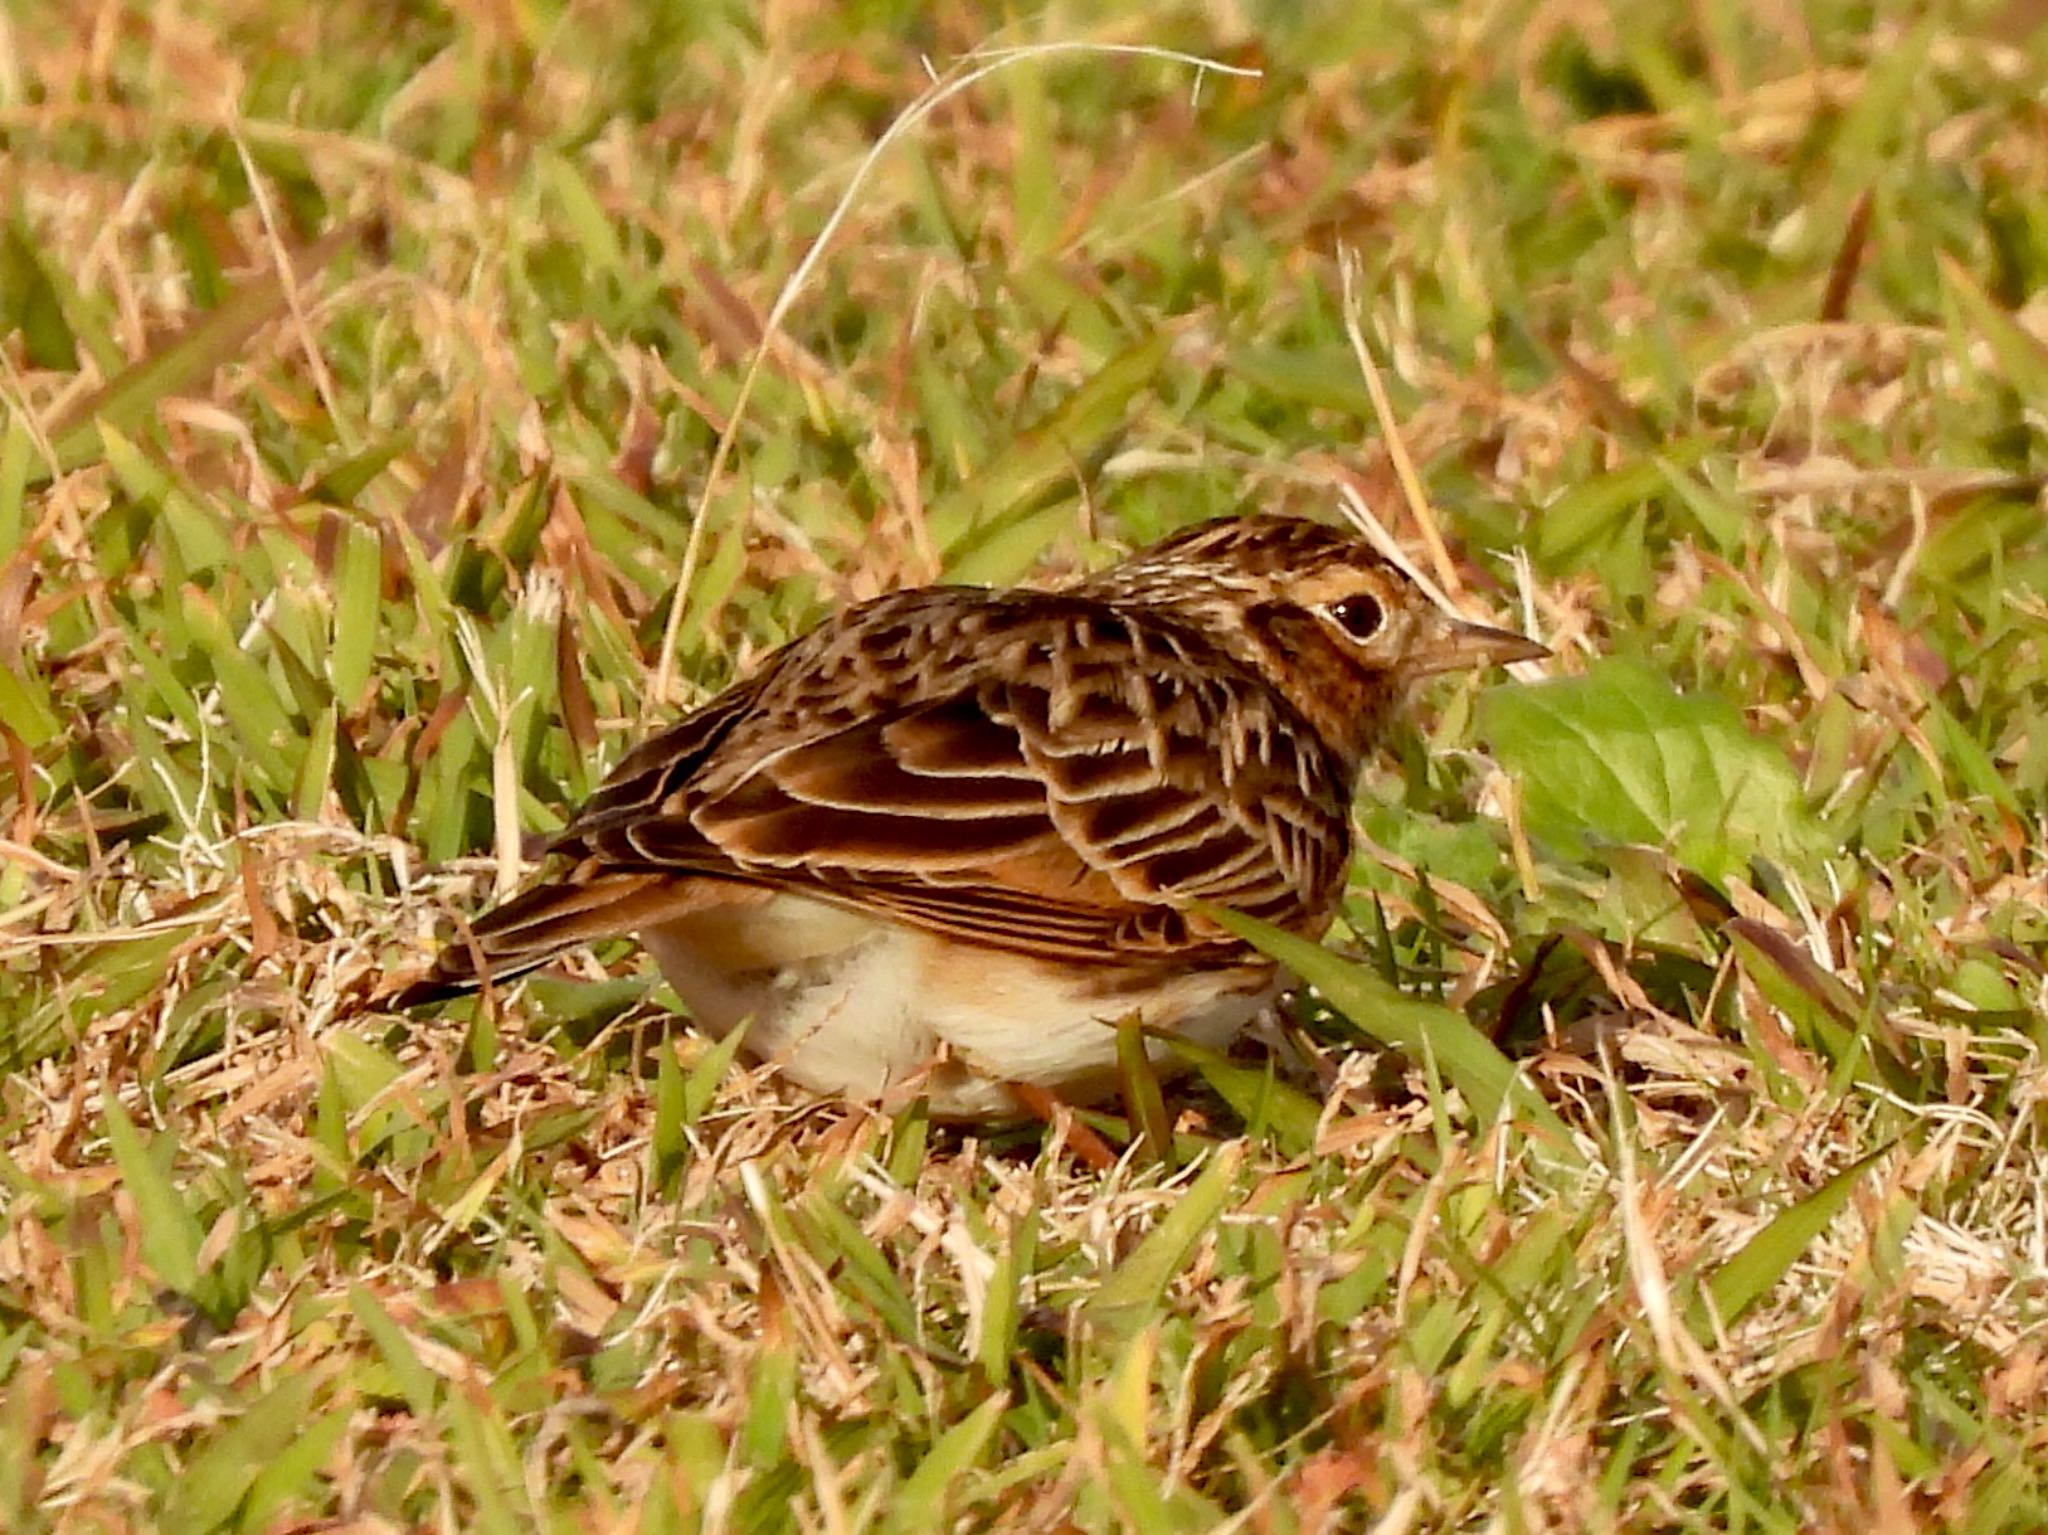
0 664 60 748
1161 1036 1320 1156
934 330 1173 582
238 1405 350 1533
1941 250 2048 398
1116 1017 1175 1169
651 1040 689 1194
1082 1142 1242 1338
321 1031 410 1156
99 424 232 573
329 517 384 708
1225 343 1374 416
890 1395 1008 1533
1203 907 1581 1159
682 1020 751 1126
1726 920 1907 1094
349 1286 439 1416
101 1096 205 1294
795 1193 923 1346
45 222 363 476
0 410 31 561
741 1345 799 1467
1 217 79 370
1477 657 1818 880
1703 1141 1895 1327
291 704 338 822
160 1374 322 1534
307 434 409 504
1923 698 2021 814
978 1199 1037 1387
182 586 299 794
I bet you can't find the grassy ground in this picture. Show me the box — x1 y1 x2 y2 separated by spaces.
4 0 2048 1529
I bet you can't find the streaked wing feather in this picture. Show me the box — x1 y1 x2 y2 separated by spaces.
544 589 1352 964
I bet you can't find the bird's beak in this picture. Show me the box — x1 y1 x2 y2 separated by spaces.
1405 613 1550 678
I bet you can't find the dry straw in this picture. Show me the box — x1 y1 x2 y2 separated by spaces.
650 41 1261 710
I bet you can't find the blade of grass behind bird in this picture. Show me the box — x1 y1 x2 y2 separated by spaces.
1160 1036 1320 1156
1202 906 1582 1163
42 221 365 478
934 329 1172 583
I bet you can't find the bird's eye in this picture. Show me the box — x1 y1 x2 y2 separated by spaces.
1327 593 1386 642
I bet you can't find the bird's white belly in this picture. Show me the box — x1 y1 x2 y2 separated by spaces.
641 893 1276 1119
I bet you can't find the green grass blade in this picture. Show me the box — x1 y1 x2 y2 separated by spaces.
1202 907 1580 1159
1703 1141 1895 1328
1160 1036 1320 1156
934 329 1173 579
348 1286 439 1417
0 664 60 748
45 221 363 474
682 1020 750 1126
160 1374 320 1534
890 1394 1008 1534
1082 1141 1242 1338
329 517 383 708
101 1095 204 1295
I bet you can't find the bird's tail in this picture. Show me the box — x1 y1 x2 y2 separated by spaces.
391 871 707 1009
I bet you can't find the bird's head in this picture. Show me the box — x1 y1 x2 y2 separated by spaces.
1079 514 1546 765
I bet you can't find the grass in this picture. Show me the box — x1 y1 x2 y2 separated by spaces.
3 0 2048 1528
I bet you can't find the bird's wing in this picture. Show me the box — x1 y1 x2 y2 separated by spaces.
566 588 1352 961
403 588 1351 999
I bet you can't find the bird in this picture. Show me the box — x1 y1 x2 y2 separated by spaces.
395 514 1545 1120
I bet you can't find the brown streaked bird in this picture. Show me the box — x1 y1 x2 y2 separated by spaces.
397 514 1545 1119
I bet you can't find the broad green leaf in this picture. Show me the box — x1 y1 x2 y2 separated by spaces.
1477 658 1818 881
